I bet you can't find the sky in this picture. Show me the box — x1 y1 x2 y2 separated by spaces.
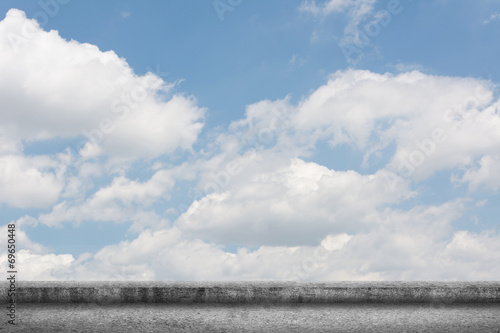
0 0 499 281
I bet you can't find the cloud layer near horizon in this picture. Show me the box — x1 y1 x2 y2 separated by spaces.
1 8 500 281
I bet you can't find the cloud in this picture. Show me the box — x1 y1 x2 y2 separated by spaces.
38 169 176 229
299 0 377 51
483 12 500 24
390 62 425 73
214 69 499 186
453 155 500 192
0 9 205 162
7 205 500 281
290 70 499 181
177 157 411 247
14 250 75 281
442 230 500 264
0 154 65 208
120 11 131 19
299 0 370 17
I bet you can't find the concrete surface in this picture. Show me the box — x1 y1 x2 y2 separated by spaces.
3 303 500 332
1 281 499 304
3 282 499 332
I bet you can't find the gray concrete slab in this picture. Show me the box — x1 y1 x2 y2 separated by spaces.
3 303 500 332
2 281 500 304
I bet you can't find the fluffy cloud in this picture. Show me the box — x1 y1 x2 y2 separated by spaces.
0 8 205 209
288 70 500 182
7 215 500 281
219 70 500 185
0 154 65 208
0 9 205 161
178 157 411 247
14 250 75 281
38 169 175 228
453 155 500 192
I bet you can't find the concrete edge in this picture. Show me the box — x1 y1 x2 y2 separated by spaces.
2 281 500 304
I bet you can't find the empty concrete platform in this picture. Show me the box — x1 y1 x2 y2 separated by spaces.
3 281 500 304
2 282 500 332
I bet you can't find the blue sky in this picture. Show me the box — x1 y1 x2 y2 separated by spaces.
0 0 499 280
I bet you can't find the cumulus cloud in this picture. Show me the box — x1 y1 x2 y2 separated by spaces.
288 70 500 181
0 9 205 209
38 169 175 228
216 70 500 185
178 157 411 247
15 250 75 281
7 213 500 281
0 154 65 208
453 155 500 192
0 9 205 161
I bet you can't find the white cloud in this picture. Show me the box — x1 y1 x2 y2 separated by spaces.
299 0 368 16
1 227 358 281
0 223 49 253
441 230 500 263
0 9 205 162
15 250 75 281
483 12 500 24
341 0 377 40
0 130 21 155
299 0 377 53
0 223 75 280
168 68 500 254
454 155 500 192
0 9 206 210
0 154 65 208
91 171 174 207
299 1 322 15
390 62 425 73
2 193 499 281
436 230 500 280
320 233 352 250
38 169 175 228
475 199 488 207
216 69 500 186
177 156 411 247
290 70 499 181
61 162 103 199
10 212 500 281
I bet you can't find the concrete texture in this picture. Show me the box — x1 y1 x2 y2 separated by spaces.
5 303 500 332
1 281 500 304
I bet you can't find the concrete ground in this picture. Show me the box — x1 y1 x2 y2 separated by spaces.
3 303 500 333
